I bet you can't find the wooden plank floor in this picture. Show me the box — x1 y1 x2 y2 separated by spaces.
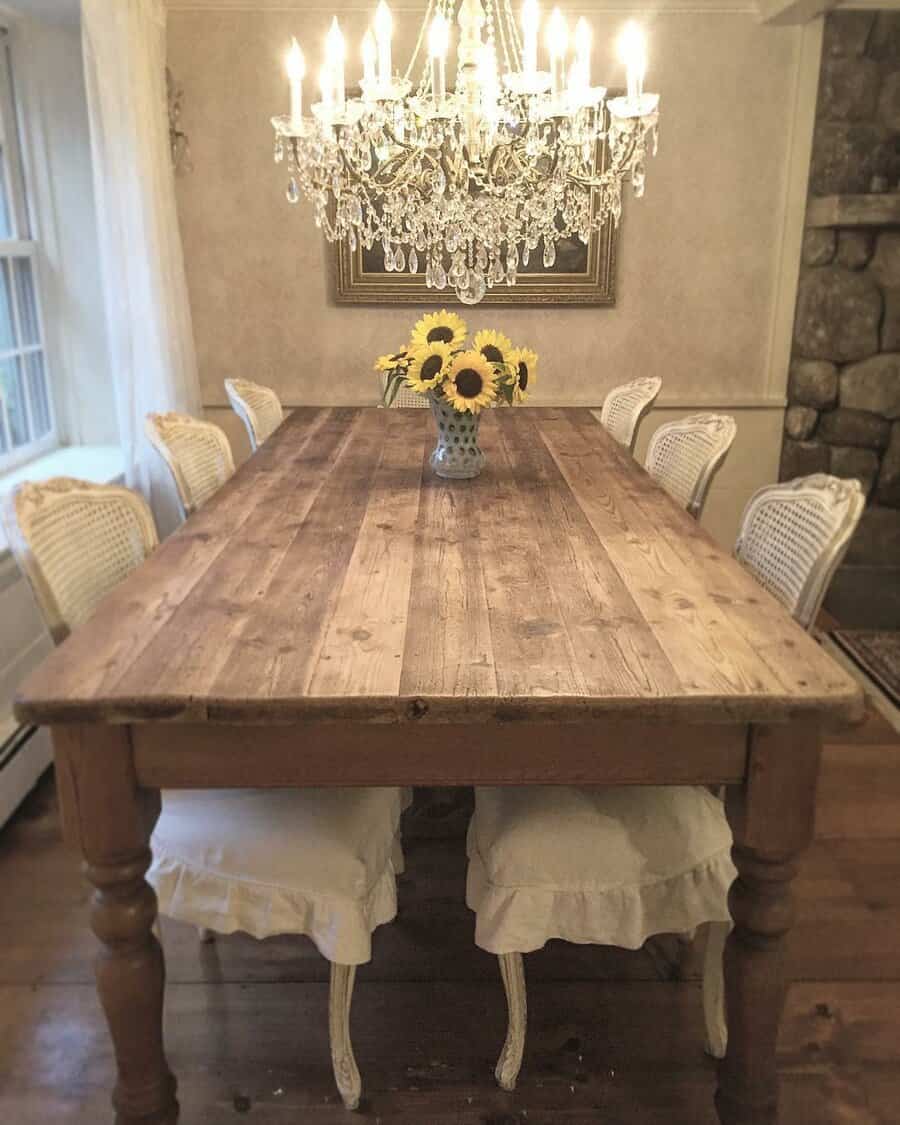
0 706 898 1123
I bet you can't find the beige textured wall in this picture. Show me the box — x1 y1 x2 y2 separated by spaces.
169 7 804 412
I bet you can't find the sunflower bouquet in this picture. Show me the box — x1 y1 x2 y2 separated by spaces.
375 310 538 415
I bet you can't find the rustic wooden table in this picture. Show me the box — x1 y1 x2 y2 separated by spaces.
16 407 863 1125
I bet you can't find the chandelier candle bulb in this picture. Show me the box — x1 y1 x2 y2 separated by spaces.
547 8 567 97
318 63 334 111
618 21 646 105
575 17 590 89
326 18 346 112
566 60 580 106
429 13 449 106
286 38 305 130
374 0 392 85
362 29 376 90
521 0 539 74
479 43 498 122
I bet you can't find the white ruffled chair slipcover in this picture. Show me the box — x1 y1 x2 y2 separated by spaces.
149 787 406 964
467 786 735 954
2 476 405 1110
467 785 736 1090
149 785 408 1109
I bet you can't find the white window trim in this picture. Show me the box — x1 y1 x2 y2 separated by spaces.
0 22 57 474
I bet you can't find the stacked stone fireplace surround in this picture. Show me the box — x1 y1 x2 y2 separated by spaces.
782 11 900 627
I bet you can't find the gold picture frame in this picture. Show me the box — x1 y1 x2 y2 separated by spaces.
334 219 617 306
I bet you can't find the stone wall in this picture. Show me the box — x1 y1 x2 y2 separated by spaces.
782 11 900 627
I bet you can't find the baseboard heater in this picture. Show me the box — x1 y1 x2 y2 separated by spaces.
0 723 38 773
0 722 51 830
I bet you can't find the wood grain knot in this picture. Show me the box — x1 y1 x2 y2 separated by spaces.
406 698 429 720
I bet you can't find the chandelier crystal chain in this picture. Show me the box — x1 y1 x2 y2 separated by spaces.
272 1 659 304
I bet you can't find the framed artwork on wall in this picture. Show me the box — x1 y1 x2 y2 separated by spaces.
334 220 617 306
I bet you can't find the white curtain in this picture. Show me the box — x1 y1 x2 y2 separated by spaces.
81 0 201 536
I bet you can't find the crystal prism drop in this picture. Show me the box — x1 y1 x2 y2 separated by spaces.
433 263 447 290
543 240 556 268
394 248 406 272
285 178 300 204
457 273 486 305
409 249 418 273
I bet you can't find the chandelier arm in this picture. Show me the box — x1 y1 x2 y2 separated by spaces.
329 135 409 196
365 145 443 194
564 132 645 191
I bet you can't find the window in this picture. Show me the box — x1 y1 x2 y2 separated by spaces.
0 31 55 474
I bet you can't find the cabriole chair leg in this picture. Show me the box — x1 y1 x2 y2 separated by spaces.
329 963 362 1110
703 921 730 1059
495 952 527 1091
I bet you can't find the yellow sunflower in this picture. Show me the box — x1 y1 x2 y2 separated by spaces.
374 349 410 374
473 328 513 368
406 342 452 393
409 310 467 352
507 347 538 402
442 351 498 414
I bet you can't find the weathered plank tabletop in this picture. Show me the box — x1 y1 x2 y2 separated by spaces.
16 407 864 1125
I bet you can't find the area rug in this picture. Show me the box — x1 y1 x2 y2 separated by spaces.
831 630 900 710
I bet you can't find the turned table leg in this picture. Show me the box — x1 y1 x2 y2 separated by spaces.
53 725 178 1124
715 721 821 1125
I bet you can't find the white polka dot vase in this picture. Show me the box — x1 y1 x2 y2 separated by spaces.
428 393 485 479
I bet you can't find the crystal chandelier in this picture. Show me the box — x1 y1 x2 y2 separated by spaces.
271 0 659 305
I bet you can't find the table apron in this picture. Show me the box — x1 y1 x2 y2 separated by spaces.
130 720 750 789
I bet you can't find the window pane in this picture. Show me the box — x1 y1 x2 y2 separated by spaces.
0 355 28 446
0 260 14 351
13 257 38 345
25 351 49 436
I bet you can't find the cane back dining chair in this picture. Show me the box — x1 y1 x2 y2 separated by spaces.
224 377 285 451
734 473 865 631
381 372 430 408
599 376 662 453
1 477 407 1111
466 470 866 1091
145 412 235 520
645 413 737 519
